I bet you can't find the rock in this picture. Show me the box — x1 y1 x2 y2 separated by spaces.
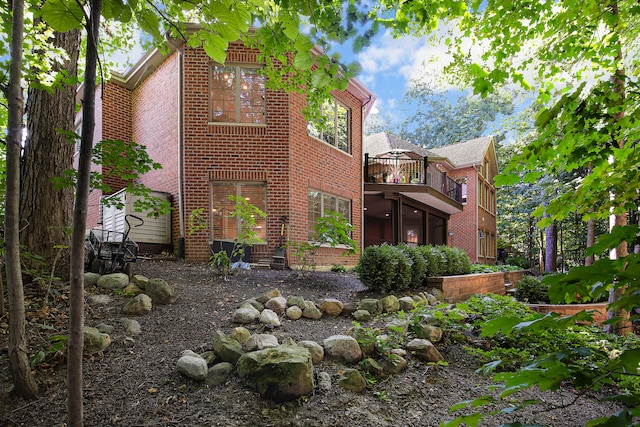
256 289 282 304
241 299 264 312
177 350 208 381
145 278 176 304
285 306 303 320
213 330 245 364
337 369 367 392
357 298 382 316
341 302 358 317
84 272 101 287
398 296 416 311
319 298 343 317
206 362 234 386
123 283 144 295
232 306 260 324
244 334 279 351
265 297 287 314
130 274 149 290
385 319 409 335
83 327 111 353
360 358 385 379
414 324 443 343
236 344 314 402
316 371 332 391
200 351 218 366
259 309 281 328
352 310 371 322
231 327 252 344
122 294 152 315
298 340 324 365
302 305 323 320
406 338 444 363
430 288 445 303
120 318 142 335
286 295 306 308
380 295 400 313
97 273 129 290
381 355 408 373
426 293 439 306
87 294 111 306
95 323 114 334
323 335 362 364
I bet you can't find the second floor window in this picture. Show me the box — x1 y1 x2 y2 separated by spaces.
210 64 266 124
308 99 350 153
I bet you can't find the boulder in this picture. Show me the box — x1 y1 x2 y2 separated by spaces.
231 306 260 324
285 306 303 320
323 335 362 364
236 344 314 402
352 310 371 322
341 302 358 317
265 297 287 314
380 295 400 313
337 369 367 392
95 323 114 334
357 298 382 316
398 296 415 312
260 309 281 328
87 294 111 306
302 305 322 320
241 299 264 312
406 338 444 363
319 298 343 317
83 327 111 353
256 289 282 304
360 358 385 379
122 283 144 295
206 362 234 386
381 355 408 374
385 319 409 335
244 334 279 351
230 327 252 344
213 330 245 364
316 371 332 391
286 295 306 308
298 340 324 365
96 273 129 290
122 294 152 315
84 272 101 287
177 350 208 381
120 318 142 335
145 278 176 304
130 274 149 290
414 324 443 343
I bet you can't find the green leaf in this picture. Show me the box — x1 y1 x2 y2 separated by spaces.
311 69 331 88
202 33 229 64
293 51 315 70
41 0 84 32
136 8 162 41
587 225 640 256
294 34 314 53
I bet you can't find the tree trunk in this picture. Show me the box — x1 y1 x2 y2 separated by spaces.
21 28 80 282
68 0 101 424
545 221 557 272
5 0 39 398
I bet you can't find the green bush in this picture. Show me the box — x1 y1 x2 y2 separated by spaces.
356 244 399 291
416 245 446 277
438 245 471 275
356 244 413 291
470 264 523 273
514 275 549 303
505 256 529 269
397 243 427 287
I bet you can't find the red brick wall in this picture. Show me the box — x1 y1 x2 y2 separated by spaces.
427 272 505 303
447 167 478 262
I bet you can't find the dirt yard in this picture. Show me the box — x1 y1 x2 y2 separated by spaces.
0 259 626 426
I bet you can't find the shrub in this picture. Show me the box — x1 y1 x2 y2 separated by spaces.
356 244 412 291
470 264 523 273
417 245 446 277
505 256 529 269
438 245 471 275
514 275 549 303
356 244 399 291
397 244 427 287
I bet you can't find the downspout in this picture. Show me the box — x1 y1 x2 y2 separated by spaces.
473 163 479 263
167 35 186 258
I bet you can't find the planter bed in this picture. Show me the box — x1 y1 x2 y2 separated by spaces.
426 272 505 303
528 302 609 325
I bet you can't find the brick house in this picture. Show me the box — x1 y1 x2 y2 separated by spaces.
86 37 375 267
363 133 498 265
430 136 498 264
363 132 464 248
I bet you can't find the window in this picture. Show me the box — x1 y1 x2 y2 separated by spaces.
210 64 266 124
308 98 350 153
211 182 267 241
308 190 351 240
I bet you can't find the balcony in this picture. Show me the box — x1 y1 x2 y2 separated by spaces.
364 153 463 204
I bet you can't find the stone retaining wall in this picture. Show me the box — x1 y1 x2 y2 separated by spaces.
426 272 505 303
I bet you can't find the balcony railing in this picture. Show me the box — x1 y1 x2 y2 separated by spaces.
364 153 462 203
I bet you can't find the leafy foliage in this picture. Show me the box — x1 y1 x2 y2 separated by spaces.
514 276 549 304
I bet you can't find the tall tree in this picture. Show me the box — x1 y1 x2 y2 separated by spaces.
5 0 39 399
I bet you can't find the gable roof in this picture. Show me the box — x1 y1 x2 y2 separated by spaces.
364 132 437 158
429 136 495 168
